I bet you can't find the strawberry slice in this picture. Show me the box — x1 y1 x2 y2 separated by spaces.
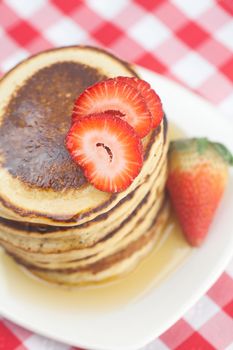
116 77 163 129
72 78 152 138
66 112 143 193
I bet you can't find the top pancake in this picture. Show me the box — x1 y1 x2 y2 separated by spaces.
0 46 166 226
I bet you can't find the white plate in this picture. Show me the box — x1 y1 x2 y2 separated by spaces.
0 66 233 350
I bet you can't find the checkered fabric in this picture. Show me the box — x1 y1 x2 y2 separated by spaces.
0 0 232 349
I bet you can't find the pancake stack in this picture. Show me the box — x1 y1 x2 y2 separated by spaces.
0 46 169 286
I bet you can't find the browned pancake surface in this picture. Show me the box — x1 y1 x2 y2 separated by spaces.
0 62 107 191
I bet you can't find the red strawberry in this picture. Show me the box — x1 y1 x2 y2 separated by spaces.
116 77 163 129
66 112 143 193
167 138 233 246
72 78 152 138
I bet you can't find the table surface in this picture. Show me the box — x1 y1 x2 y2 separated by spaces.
0 0 233 349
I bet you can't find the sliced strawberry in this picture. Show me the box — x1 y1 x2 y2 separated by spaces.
116 76 163 129
66 113 143 193
72 78 152 138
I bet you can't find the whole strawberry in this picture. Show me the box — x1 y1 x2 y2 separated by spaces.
167 138 233 246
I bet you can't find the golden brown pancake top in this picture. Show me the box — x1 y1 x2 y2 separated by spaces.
0 61 107 191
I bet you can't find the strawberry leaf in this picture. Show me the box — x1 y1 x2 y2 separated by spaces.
169 138 233 166
196 138 208 154
212 142 233 166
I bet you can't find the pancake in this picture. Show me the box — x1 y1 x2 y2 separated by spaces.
19 202 170 286
0 45 170 286
1 185 165 267
0 46 165 226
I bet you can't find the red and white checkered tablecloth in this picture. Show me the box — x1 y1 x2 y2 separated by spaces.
0 0 233 349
